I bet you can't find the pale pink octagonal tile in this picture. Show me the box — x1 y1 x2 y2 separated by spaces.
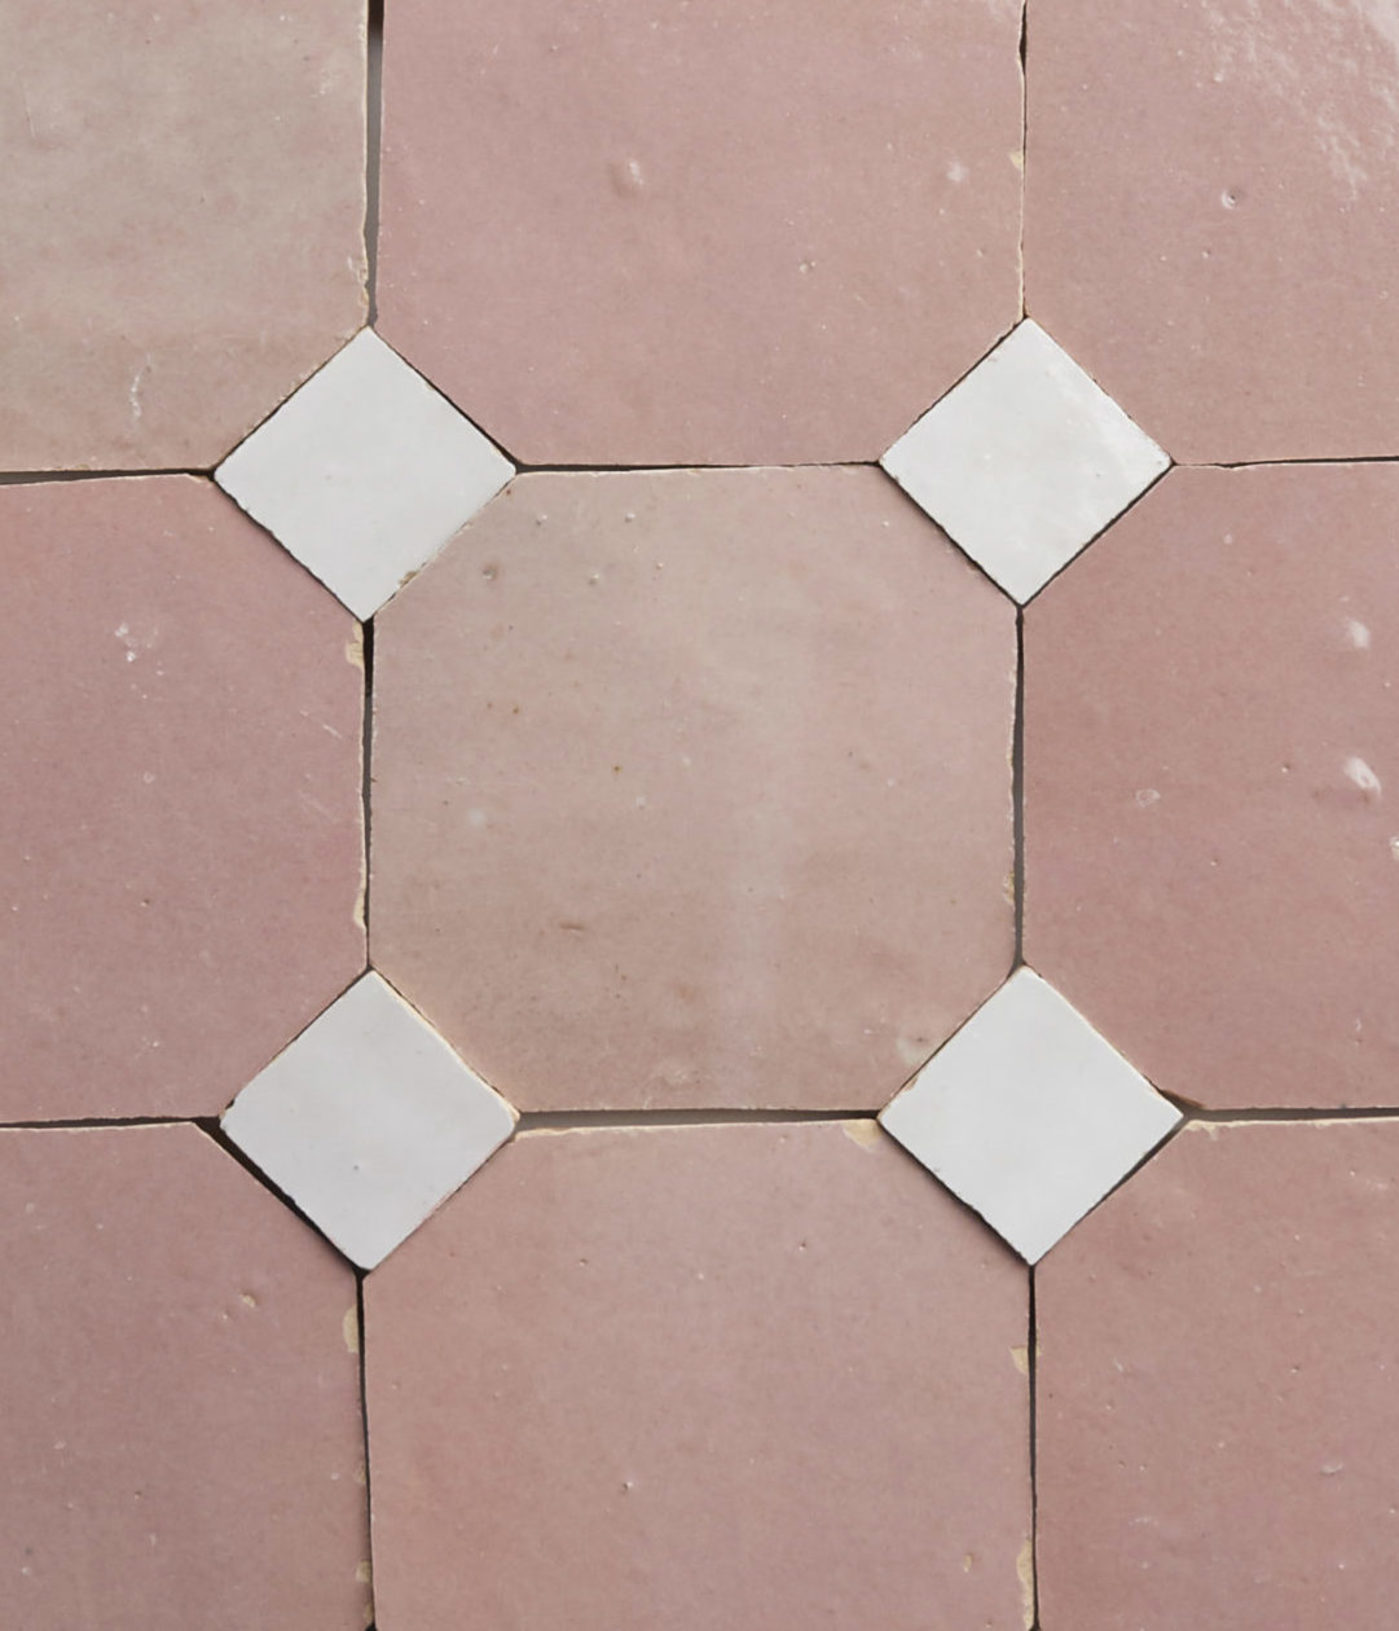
365 1122 1032 1631
376 0 1023 466
1038 1120 1399 1629
1 1123 369 1631
0 1 365 471
1026 0 1399 463
0 477 365 1120
370 467 1016 1113
1026 465 1399 1110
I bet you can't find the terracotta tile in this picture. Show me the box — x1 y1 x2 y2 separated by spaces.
223 973 517 1269
0 477 364 1120
371 467 1016 1112
0 1123 368 1630
366 1122 1031 1631
881 968 1180 1263
1026 0 1399 463
881 320 1170 604
1 2 365 472
1026 465 1399 1109
376 0 1022 466
1038 1119 1399 1627
215 330 514 620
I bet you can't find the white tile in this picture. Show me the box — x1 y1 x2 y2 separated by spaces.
222 972 516 1269
214 329 513 620
879 967 1181 1263
880 320 1170 603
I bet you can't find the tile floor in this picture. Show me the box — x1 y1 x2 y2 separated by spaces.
5 2 1396 1627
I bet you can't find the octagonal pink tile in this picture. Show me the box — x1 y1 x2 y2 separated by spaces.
1026 0 1399 463
376 0 1023 466
1038 1119 1399 1628
1 1123 368 1631
370 467 1016 1113
365 1121 1031 1631
1026 465 1399 1110
1 1 365 472
0 477 364 1120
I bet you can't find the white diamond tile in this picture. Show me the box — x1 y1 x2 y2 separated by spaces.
221 972 516 1269
879 966 1181 1263
214 329 513 620
880 320 1170 603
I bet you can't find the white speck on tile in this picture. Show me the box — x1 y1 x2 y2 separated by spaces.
946 158 969 183
1346 617 1371 650
1134 788 1161 808
1344 756 1382 797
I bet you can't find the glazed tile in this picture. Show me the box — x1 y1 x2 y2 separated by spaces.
1027 0 1399 463
1026 465 1399 1109
215 329 513 620
880 321 1170 604
376 0 1022 466
1038 1120 1399 1627
1 2 364 472
0 1124 367 1631
880 968 1180 1263
365 1122 1030 1631
222 973 517 1270
0 477 364 1121
370 467 1016 1112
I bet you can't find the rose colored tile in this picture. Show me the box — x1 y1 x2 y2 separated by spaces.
0 477 364 1120
376 0 1022 466
1 2 365 472
881 968 1180 1263
370 467 1016 1112
1025 465 1399 1110
1 1123 368 1631
1038 1119 1399 1628
366 1121 1031 1631
1026 0 1399 463
223 973 517 1269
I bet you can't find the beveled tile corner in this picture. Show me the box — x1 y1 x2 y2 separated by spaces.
880 967 1181 1263
365 1122 1030 1631
222 972 517 1270
376 0 1022 465
880 320 1170 604
215 329 514 620
1 2 365 471
0 476 364 1122
370 466 1017 1113
1 1124 367 1631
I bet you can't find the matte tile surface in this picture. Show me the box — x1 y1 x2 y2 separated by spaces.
1027 465 1399 1109
376 0 1023 466
366 1122 1031 1631
215 330 514 620
881 968 1181 1263
1038 1120 1399 1628
1 1 366 471
371 467 1017 1112
0 1124 368 1631
881 321 1170 604
1027 0 1399 463
223 973 517 1269
0 477 364 1120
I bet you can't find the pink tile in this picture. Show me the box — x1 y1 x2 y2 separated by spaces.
1026 0 1399 463
365 1121 1031 1631
0 477 364 1120
2 2 365 471
376 0 1022 466
370 467 1016 1112
1038 1119 1399 1627
1 1124 368 1630
1026 465 1399 1110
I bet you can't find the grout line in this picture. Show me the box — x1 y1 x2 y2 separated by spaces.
1017 0 1028 321
360 619 376 940
1012 607 1026 964
1027 1264 1040 1631
516 1107 878 1131
509 458 885 475
355 1269 378 1631
1020 460 1172 607
1174 1102 1399 1123
1182 454 1399 469
365 0 384 324
0 1115 190 1131
0 467 205 485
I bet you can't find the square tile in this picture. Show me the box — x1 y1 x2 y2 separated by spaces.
880 320 1170 603
215 329 513 619
880 967 1181 1263
222 973 517 1269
